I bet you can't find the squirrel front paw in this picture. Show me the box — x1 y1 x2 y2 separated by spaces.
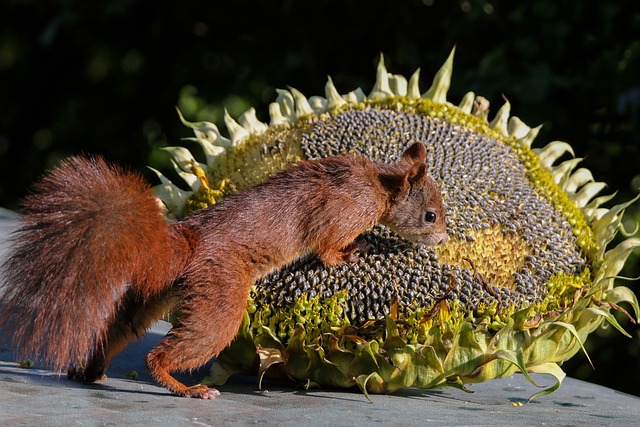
318 239 373 266
341 240 373 263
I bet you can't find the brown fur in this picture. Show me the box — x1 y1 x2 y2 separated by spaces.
0 143 446 399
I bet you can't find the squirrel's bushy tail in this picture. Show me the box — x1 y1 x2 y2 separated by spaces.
0 156 175 370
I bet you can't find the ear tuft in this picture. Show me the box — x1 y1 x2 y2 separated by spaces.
401 142 427 164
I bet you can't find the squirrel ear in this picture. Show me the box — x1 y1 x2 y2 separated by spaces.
406 162 428 186
380 153 429 195
401 142 427 164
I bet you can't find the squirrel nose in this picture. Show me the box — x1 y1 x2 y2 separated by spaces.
438 234 449 245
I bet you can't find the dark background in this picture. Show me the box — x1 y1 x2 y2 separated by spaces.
1 0 639 396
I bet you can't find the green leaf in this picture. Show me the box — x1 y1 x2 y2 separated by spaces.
493 349 542 388
257 346 285 390
586 307 633 338
526 362 566 402
551 321 593 368
597 237 640 287
354 372 385 402
604 286 640 322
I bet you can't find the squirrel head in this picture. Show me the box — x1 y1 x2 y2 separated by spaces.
380 142 448 247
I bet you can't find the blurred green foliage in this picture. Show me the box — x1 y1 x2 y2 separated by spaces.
0 0 638 396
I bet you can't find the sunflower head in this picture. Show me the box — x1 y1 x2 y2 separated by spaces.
153 49 639 401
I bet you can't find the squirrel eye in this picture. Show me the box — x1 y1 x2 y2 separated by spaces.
425 211 437 223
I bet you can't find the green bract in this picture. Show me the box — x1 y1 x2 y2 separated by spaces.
152 49 639 401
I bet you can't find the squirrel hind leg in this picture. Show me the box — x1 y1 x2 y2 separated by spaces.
145 337 221 399
70 290 179 384
144 295 248 398
145 270 252 398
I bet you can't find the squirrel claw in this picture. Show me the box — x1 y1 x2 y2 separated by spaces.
185 384 221 399
200 388 221 400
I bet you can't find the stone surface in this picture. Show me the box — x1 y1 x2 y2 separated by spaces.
1 208 639 426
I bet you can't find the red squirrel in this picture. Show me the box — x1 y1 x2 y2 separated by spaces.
0 142 447 399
